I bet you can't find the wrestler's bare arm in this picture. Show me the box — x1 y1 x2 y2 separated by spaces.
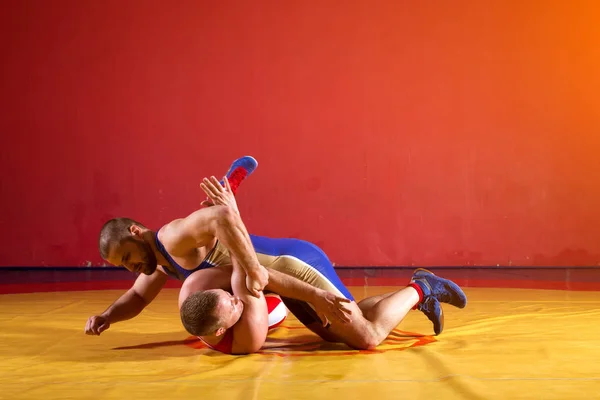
160 204 268 296
84 268 169 335
230 257 269 354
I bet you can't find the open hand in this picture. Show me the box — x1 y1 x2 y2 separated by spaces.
313 290 353 327
200 176 240 215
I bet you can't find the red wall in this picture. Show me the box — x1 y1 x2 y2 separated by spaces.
2 1 600 267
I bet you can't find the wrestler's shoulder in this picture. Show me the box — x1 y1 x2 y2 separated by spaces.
156 218 189 252
161 207 220 236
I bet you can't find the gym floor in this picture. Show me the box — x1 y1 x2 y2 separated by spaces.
1 267 599 400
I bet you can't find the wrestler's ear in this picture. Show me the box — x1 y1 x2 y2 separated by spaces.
129 225 144 237
215 327 226 337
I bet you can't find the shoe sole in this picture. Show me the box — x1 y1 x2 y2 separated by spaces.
437 302 445 335
420 297 444 336
229 156 258 175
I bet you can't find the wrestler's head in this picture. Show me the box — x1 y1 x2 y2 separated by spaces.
98 217 158 275
179 289 244 337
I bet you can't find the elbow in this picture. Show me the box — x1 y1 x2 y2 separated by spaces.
231 335 265 355
213 205 238 229
131 289 150 307
231 343 262 355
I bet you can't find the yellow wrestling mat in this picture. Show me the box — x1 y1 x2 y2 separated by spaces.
1 287 599 400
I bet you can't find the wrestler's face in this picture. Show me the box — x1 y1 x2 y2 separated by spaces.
107 237 158 276
214 290 244 331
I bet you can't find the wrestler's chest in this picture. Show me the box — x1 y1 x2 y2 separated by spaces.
170 248 208 270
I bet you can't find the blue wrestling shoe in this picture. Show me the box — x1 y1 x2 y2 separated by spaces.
220 156 258 195
411 268 467 309
418 297 444 335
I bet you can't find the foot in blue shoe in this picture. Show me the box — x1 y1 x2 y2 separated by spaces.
224 156 258 178
220 156 258 194
418 297 444 335
411 268 467 309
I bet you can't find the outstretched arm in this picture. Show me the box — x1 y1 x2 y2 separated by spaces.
85 270 168 335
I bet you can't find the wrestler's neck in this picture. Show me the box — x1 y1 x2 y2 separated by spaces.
141 230 170 266
201 331 226 345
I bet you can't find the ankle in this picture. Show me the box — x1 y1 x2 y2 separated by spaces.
407 282 424 309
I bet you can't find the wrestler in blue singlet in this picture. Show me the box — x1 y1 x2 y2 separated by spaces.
155 231 354 331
